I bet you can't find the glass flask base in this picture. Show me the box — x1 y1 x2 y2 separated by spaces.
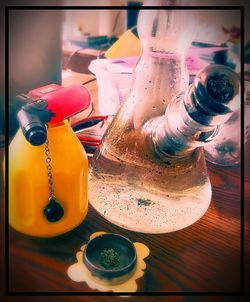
89 148 212 234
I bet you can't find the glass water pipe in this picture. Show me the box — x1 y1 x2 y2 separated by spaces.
89 64 240 234
88 7 240 234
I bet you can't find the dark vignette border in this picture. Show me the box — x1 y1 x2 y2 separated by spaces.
4 4 245 297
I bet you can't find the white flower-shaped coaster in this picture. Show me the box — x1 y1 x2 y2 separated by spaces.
67 231 150 292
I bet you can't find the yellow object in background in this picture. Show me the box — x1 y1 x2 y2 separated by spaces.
8 120 88 237
105 30 141 59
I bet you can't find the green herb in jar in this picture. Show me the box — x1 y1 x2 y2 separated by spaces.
99 248 120 269
206 74 234 103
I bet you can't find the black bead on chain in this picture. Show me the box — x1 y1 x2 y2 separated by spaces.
43 139 64 222
44 197 64 222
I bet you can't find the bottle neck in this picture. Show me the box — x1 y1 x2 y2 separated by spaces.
133 49 187 89
137 8 195 55
130 50 188 130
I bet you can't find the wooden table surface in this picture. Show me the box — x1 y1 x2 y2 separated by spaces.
1 74 250 302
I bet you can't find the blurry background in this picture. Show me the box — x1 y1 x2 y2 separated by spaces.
2 0 249 142
61 0 248 42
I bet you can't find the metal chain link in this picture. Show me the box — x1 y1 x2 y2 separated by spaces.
45 139 55 199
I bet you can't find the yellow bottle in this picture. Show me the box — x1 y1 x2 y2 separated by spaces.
8 120 88 237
